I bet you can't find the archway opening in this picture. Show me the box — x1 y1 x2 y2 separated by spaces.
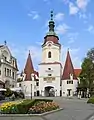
45 86 55 97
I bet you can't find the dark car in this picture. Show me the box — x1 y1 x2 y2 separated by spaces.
0 92 5 100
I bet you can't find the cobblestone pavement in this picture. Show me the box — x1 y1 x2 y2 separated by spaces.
0 97 94 120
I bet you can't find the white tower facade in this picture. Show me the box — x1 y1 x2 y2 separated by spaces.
39 11 62 97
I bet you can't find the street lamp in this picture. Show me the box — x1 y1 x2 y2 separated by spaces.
31 84 32 99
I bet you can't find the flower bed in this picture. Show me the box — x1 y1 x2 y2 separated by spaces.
0 99 59 114
28 101 59 114
0 100 23 114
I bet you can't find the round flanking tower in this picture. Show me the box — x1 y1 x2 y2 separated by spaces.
39 11 62 97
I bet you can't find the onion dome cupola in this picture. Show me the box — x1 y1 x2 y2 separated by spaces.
42 11 60 46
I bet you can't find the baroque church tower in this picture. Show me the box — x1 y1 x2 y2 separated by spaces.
39 11 62 96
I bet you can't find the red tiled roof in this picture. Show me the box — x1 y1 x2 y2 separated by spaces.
74 69 81 77
15 59 18 71
42 36 61 46
62 50 77 80
24 52 34 81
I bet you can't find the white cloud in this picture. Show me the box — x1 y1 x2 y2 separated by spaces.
79 12 87 19
68 39 75 44
76 0 90 11
86 25 94 34
36 41 42 46
28 11 39 20
55 13 64 22
68 0 90 17
8 43 41 71
62 0 69 4
69 2 79 15
43 0 50 4
67 32 79 44
56 23 70 35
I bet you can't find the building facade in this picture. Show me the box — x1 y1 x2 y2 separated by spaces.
18 11 81 98
0 42 18 88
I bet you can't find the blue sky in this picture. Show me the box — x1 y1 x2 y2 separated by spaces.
0 0 94 72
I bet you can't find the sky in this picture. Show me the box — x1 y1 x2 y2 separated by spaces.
0 0 94 72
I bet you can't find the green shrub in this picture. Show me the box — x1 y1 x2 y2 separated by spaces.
87 97 94 104
16 99 53 114
5 88 13 97
0 99 53 114
16 99 37 114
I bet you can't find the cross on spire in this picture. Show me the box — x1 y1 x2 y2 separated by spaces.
50 10 53 20
29 50 30 54
49 11 55 32
4 40 7 45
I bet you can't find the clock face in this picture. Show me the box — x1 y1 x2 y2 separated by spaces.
48 43 51 47
47 41 53 47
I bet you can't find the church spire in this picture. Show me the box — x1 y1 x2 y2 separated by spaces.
49 11 55 32
62 50 77 80
51 10 53 20
42 11 60 46
24 51 34 81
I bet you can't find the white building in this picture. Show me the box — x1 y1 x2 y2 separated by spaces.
17 51 39 98
0 42 18 88
18 11 81 98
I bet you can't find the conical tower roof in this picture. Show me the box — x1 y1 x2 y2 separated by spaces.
62 49 77 80
24 51 34 81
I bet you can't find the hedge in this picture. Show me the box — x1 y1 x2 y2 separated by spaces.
12 99 53 114
87 97 94 104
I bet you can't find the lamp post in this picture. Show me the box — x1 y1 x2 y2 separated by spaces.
31 84 32 99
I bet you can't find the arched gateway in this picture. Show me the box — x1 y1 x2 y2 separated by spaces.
44 86 55 97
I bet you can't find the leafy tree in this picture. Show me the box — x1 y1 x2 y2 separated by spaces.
87 48 94 61
79 48 94 96
17 78 23 82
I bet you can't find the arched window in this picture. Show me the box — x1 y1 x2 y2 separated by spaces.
48 51 51 58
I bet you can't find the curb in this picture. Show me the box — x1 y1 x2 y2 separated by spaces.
83 112 94 120
0 108 63 117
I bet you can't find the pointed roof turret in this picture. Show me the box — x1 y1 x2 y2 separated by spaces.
24 51 34 81
42 11 60 46
62 49 77 80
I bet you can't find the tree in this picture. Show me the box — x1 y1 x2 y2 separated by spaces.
17 78 23 82
79 48 94 97
87 48 94 61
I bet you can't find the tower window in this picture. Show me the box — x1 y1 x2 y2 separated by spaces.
48 68 51 70
36 82 39 86
48 51 51 58
5 68 6 76
12 72 14 79
5 56 7 61
48 74 52 76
